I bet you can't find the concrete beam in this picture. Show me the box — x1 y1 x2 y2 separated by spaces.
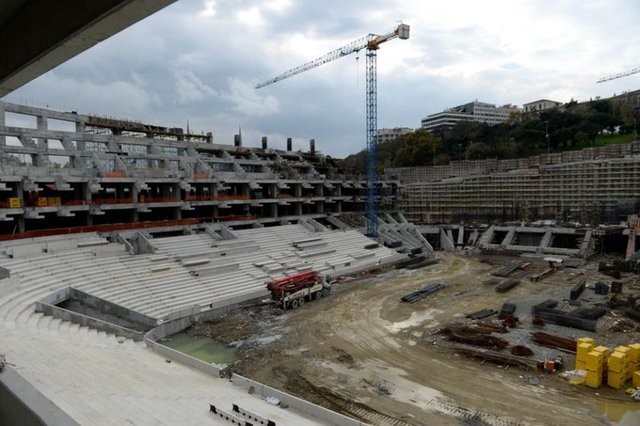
0 0 175 97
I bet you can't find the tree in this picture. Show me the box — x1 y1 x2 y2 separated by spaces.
465 142 490 160
392 129 440 167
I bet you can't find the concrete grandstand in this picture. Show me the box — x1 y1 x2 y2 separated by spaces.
0 223 404 425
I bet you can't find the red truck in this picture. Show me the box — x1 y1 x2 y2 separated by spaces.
266 270 330 309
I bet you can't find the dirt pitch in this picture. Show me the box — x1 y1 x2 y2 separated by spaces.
196 253 640 425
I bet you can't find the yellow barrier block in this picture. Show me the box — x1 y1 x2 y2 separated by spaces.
575 359 587 371
586 370 602 388
577 342 594 361
634 371 640 388
577 337 595 346
593 346 612 357
608 351 629 374
607 370 627 389
586 351 605 371
628 343 640 363
8 197 21 208
615 346 630 356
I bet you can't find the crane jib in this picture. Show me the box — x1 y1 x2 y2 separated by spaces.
254 24 410 238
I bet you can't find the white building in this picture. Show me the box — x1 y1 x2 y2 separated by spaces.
421 101 517 135
522 99 562 113
377 127 414 143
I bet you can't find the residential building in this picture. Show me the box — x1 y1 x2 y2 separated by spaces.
377 127 414 143
522 99 562 113
421 101 517 135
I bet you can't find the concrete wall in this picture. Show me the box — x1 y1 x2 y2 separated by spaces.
232 374 366 426
36 288 145 341
67 288 156 330
145 340 224 377
0 366 78 426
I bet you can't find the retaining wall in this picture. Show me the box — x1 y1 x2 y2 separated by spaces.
36 288 145 341
232 374 366 426
0 366 78 426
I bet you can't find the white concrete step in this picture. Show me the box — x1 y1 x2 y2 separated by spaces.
48 317 62 332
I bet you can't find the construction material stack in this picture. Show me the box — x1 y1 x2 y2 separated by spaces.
585 348 606 389
574 337 640 389
608 348 630 389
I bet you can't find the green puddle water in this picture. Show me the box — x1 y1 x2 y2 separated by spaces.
160 330 238 364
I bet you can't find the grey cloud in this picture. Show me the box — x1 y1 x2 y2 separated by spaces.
4 0 640 157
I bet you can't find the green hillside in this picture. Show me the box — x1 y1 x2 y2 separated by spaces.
340 97 639 173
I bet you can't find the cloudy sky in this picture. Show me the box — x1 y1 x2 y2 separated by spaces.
4 0 640 157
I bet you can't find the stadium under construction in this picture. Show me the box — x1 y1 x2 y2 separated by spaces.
3 101 640 424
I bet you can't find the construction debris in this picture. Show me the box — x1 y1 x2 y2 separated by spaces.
530 266 556 282
466 309 497 320
405 258 439 270
482 278 499 286
495 279 520 293
532 300 597 332
451 345 537 370
491 261 524 277
400 283 443 303
498 302 516 318
569 281 586 301
594 282 610 295
530 332 577 352
511 345 534 356
438 324 509 350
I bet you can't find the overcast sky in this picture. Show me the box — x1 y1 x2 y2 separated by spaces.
4 0 640 157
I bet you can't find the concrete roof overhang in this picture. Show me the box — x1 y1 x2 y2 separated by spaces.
0 0 175 97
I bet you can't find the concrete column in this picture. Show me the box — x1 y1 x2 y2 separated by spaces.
294 183 301 198
502 228 516 246
17 216 25 233
74 120 85 154
175 207 182 220
34 115 49 167
16 180 24 232
0 103 5 146
539 230 553 248
440 228 455 251
457 225 465 246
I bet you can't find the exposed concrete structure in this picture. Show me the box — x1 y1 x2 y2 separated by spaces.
394 142 640 225
0 225 402 425
0 0 176 97
0 101 400 238
478 225 594 257
386 141 640 184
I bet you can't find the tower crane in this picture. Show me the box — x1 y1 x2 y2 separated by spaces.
597 66 640 83
256 24 410 237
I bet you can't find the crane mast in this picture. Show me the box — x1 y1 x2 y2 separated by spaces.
256 24 409 237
